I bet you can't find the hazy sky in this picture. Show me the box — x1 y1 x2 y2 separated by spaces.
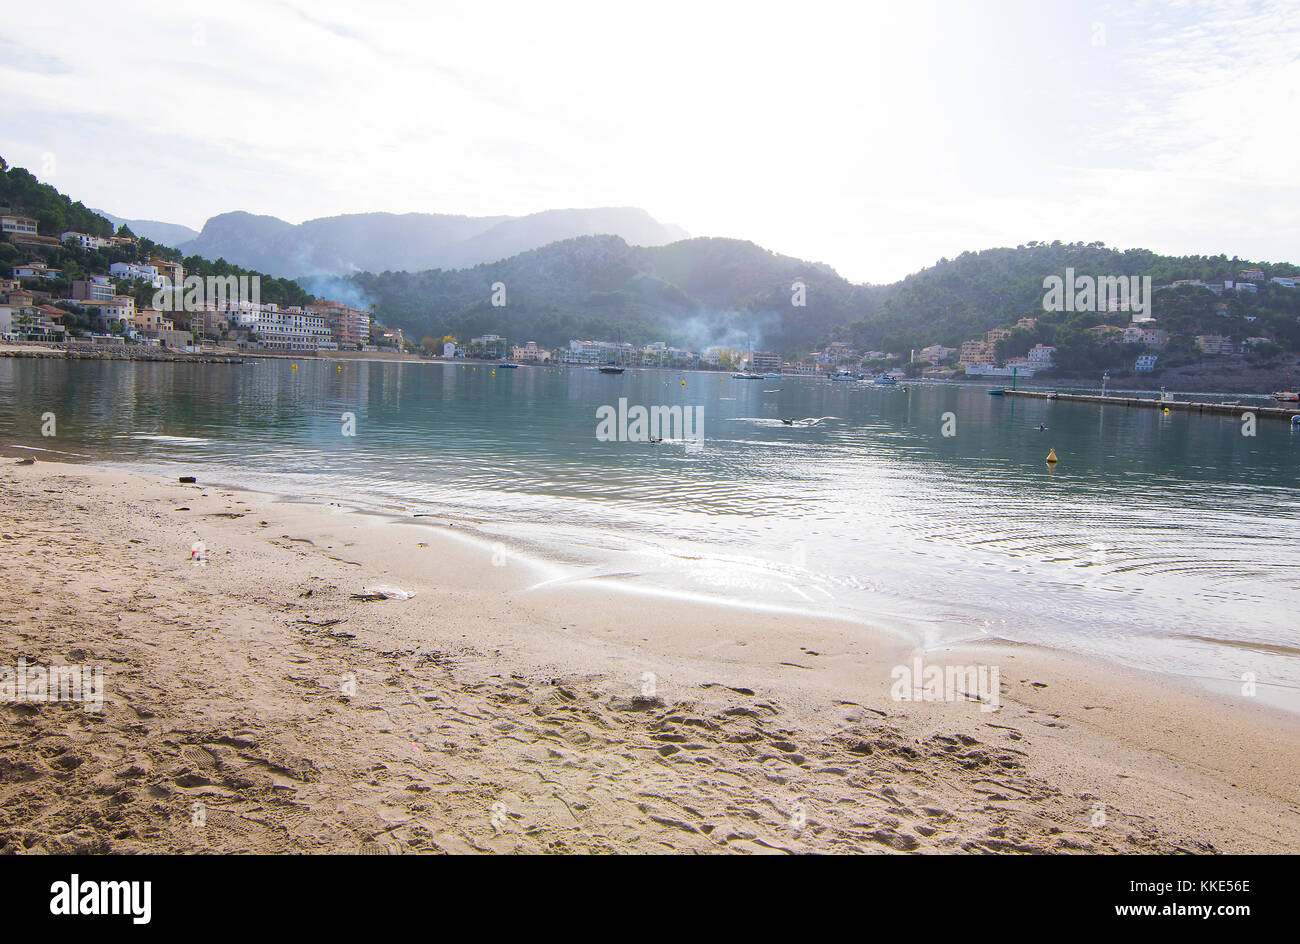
3 0 1297 283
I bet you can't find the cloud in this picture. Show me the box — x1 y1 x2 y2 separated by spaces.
1 0 1297 283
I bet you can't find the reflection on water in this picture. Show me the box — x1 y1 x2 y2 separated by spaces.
2 357 1298 697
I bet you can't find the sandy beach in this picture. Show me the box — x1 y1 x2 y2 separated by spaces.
1 455 1297 854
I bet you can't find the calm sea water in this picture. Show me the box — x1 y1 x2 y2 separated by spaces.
3 357 1298 700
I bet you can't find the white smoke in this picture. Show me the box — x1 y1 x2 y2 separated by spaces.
671 308 783 352
300 274 374 311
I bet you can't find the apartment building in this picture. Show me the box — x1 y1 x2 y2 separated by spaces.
308 300 370 349
0 303 65 341
1123 322 1169 347
151 259 185 285
233 304 335 350
189 307 231 337
78 295 136 329
61 231 113 251
1 212 38 237
71 276 116 301
109 262 163 286
749 350 782 371
1027 344 1056 368
133 308 174 333
13 261 62 280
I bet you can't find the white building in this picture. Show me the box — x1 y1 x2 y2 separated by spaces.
1027 344 1056 368
561 338 635 365
1 214 38 236
233 304 336 350
61 231 113 251
1123 323 1168 347
13 262 62 280
109 262 163 287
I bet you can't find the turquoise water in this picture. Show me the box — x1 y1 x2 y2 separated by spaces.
3 357 1298 699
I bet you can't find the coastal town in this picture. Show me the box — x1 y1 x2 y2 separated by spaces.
3 205 1297 389
1 206 394 355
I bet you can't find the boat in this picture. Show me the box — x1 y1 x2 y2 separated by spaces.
598 365 625 374
762 372 782 379
830 371 856 381
987 389 1006 396
498 362 520 369
872 375 898 385
731 372 762 379
1272 391 1299 402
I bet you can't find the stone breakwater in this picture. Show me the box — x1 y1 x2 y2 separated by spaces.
1003 388 1299 420
1 346 242 364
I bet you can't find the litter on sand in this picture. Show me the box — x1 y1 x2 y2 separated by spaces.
355 585 415 600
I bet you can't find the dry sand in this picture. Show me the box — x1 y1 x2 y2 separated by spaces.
1 457 1297 854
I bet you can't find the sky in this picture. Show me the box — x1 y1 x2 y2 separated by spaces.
2 0 1297 284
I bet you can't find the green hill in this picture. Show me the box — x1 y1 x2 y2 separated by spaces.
842 242 1300 371
349 235 892 353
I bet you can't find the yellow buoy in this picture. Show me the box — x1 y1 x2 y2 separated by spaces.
336 364 342 371
1163 407 1170 414
1046 448 1058 464
681 380 686 387
491 369 496 375
291 363 297 370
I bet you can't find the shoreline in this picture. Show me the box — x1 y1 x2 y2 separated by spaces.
5 343 1296 398
30 447 1300 722
12 441 1300 717
2 454 1298 853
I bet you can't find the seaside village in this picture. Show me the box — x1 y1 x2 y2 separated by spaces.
3 207 1293 374
0 209 384 354
440 269 1295 377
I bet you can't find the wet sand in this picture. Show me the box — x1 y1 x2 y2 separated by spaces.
1 457 1297 853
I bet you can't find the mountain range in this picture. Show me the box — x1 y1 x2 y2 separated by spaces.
8 156 1297 365
93 206 688 279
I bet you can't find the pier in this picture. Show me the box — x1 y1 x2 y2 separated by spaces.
1002 388 1300 421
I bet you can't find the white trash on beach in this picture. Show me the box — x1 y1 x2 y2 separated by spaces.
362 585 415 600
